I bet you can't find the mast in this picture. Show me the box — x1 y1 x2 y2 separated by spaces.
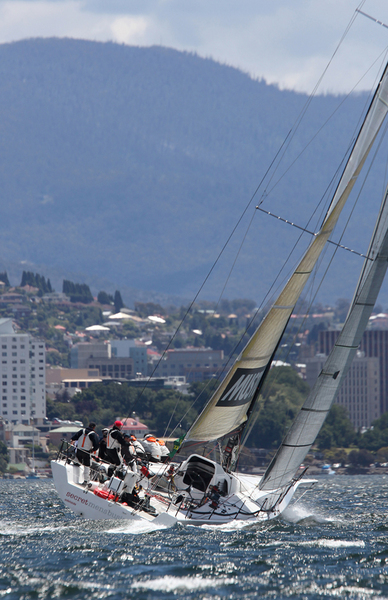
260 183 388 492
185 62 388 445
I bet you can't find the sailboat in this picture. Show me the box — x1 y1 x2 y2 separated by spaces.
51 59 388 525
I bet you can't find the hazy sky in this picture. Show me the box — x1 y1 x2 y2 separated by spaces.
1 0 388 94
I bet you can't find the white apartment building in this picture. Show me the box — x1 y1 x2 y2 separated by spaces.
0 318 46 425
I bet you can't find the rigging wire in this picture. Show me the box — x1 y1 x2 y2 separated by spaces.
356 9 388 29
255 207 373 260
236 46 388 462
166 47 388 443
240 118 388 465
162 207 259 438
245 48 388 342
128 129 293 413
254 0 368 211
249 44 388 318
149 2 374 416
134 3 388 444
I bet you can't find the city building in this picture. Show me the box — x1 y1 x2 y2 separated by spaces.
46 367 102 397
320 329 388 416
305 353 380 429
70 341 111 368
0 318 46 425
110 339 147 376
150 347 226 382
48 425 80 447
70 341 134 379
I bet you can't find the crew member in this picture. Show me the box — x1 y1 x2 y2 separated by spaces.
156 438 170 462
122 433 137 471
71 422 99 484
106 420 126 466
142 434 162 462
130 434 146 459
98 428 109 462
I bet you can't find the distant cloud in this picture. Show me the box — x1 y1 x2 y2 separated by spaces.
0 0 388 93
110 16 150 45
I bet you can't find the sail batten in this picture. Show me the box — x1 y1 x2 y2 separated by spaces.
185 62 388 445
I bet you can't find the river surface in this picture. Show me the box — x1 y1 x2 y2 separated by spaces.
0 475 387 599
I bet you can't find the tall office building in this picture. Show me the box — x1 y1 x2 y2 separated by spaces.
0 318 46 425
320 329 388 416
305 353 380 429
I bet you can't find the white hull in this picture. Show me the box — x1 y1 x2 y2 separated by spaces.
51 460 177 525
51 454 314 527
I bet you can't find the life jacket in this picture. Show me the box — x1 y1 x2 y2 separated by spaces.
142 437 162 461
78 429 94 452
156 439 170 457
107 429 122 451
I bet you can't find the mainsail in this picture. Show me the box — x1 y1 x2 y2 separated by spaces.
260 183 388 492
186 62 388 443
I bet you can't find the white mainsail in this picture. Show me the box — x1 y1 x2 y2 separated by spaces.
186 62 388 443
260 184 388 492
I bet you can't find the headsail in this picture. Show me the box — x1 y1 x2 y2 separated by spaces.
260 184 388 492
186 62 388 444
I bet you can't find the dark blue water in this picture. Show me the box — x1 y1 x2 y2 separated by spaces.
0 475 387 599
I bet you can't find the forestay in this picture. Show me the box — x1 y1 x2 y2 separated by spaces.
260 184 388 492
186 62 388 443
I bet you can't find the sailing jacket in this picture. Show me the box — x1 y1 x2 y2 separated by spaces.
98 437 108 461
107 427 127 451
71 427 99 453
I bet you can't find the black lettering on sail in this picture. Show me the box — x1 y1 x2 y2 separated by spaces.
216 367 265 407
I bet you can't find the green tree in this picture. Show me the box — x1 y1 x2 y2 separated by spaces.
63 280 93 303
188 379 220 414
348 448 374 467
376 446 388 463
249 367 310 449
98 291 113 305
0 440 9 473
324 447 348 466
0 272 10 286
358 412 388 451
316 404 355 450
135 302 164 318
114 290 124 312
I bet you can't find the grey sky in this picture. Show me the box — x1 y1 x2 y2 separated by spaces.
1 0 388 93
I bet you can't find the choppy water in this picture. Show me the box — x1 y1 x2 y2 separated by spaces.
0 475 388 599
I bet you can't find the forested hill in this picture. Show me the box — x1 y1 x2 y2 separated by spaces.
0 38 383 306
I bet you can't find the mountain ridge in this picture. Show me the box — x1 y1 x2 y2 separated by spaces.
0 37 384 307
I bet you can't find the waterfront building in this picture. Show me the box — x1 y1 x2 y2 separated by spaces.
0 318 46 425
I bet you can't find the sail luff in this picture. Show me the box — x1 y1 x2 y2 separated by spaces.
259 186 388 492
186 62 388 444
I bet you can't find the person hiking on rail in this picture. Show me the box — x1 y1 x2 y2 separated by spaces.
98 428 109 462
105 420 127 466
71 422 99 484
